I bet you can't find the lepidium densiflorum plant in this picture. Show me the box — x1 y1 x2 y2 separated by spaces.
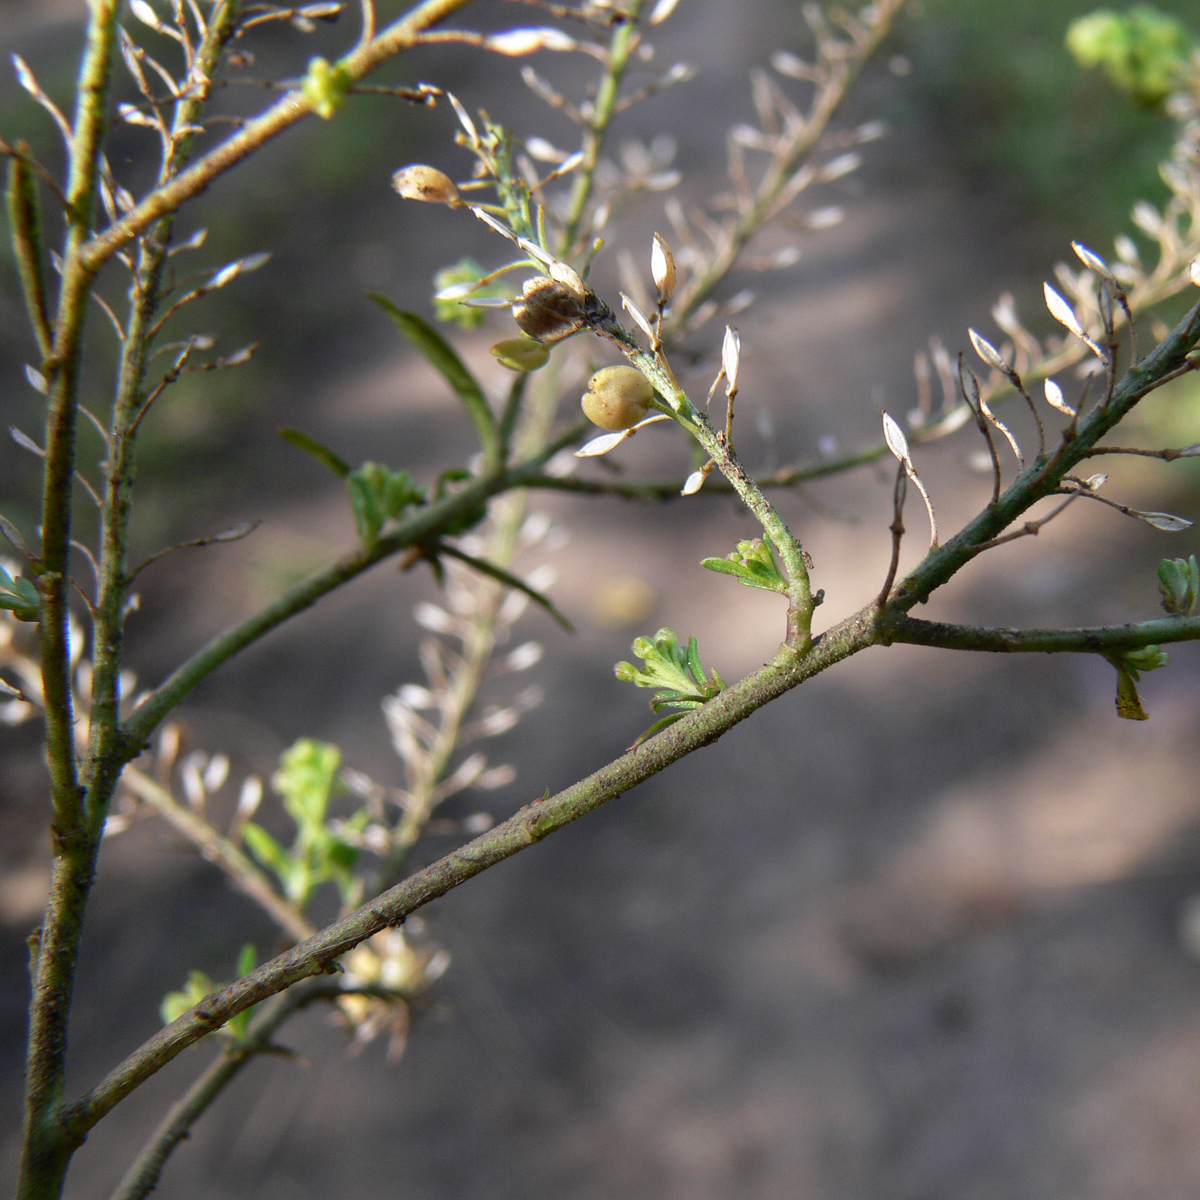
5 1 1200 1198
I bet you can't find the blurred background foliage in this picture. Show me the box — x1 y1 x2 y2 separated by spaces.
901 0 1196 240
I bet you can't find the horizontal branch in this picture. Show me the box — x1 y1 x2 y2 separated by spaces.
122 436 577 748
890 297 1200 611
884 613 1200 654
62 605 881 1141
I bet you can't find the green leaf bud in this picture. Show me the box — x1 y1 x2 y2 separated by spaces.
1158 554 1199 615
301 56 352 119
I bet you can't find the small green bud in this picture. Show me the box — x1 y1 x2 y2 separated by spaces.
1123 644 1169 674
302 57 351 119
614 661 638 682
1158 554 1199 615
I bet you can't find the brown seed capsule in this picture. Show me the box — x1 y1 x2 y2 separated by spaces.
512 275 591 344
391 165 460 205
581 365 654 431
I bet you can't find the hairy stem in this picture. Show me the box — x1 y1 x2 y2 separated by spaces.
21 6 121 1198
62 607 879 1141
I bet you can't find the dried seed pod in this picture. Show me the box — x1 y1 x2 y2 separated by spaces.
513 275 591 343
391 165 460 205
581 366 654 431
651 232 676 304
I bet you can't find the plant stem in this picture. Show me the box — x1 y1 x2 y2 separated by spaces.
77 0 479 278
122 431 579 749
889 297 1200 611
107 981 352 1200
20 6 121 1198
62 607 881 1142
884 613 1200 654
120 765 314 943
559 0 644 256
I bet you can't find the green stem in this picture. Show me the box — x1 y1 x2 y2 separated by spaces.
77 0 478 279
62 606 882 1142
883 613 1200 654
20 7 121 1199
558 0 644 256
889 298 1200 612
122 433 579 749
107 981 351 1200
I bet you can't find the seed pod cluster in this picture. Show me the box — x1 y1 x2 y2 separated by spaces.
581 366 654 431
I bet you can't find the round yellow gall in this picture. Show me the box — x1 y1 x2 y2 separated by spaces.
581 366 654 431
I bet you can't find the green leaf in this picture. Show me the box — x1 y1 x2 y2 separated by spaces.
435 541 573 632
241 821 289 876
616 628 725 742
1105 646 1167 720
1158 554 1199 615
370 296 500 462
236 943 257 978
272 738 341 832
279 427 351 478
344 462 424 545
161 969 216 1026
701 537 788 594
1067 6 1193 107
0 565 39 622
1112 659 1150 720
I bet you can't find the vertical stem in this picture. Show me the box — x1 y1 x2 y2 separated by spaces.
21 8 245 1200
86 0 241 825
558 0 644 257
20 4 121 1196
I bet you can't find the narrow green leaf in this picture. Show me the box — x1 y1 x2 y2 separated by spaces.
1107 656 1150 720
236 943 257 978
241 822 289 876
279 427 350 478
7 154 52 359
369 296 500 463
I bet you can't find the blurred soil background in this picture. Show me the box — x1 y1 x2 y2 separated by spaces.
4 0 1200 1197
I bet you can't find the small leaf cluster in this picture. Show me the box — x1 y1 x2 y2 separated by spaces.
615 628 725 743
433 258 507 329
1159 555 1199 615
346 463 425 546
242 739 367 908
1066 6 1193 108
0 564 38 622
701 537 788 594
1108 644 1170 721
161 944 258 1040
